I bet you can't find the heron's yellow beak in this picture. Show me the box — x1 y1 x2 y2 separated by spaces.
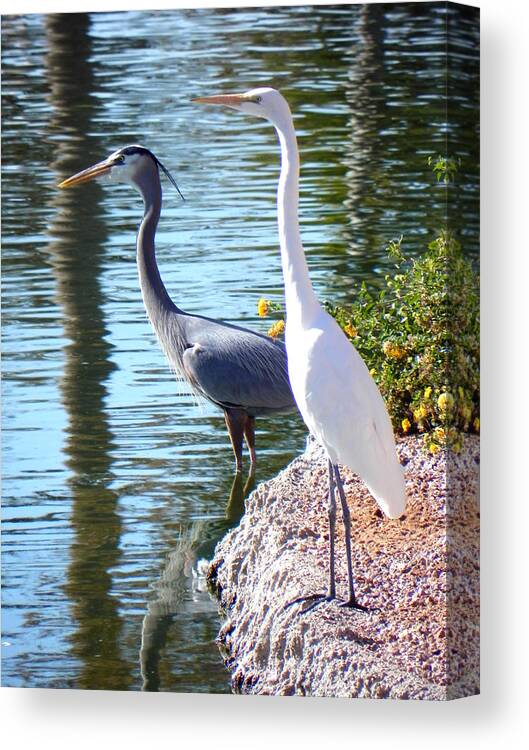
192 93 247 107
58 159 113 189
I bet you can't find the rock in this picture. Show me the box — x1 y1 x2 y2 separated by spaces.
208 436 480 700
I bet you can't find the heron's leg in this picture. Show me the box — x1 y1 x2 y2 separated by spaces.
224 408 246 473
333 464 368 612
243 415 256 466
286 459 337 612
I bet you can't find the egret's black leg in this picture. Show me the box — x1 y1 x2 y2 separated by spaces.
224 408 246 473
333 464 368 612
286 459 338 612
327 459 337 599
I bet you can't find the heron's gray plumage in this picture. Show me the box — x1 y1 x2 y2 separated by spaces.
145 304 293 414
181 316 293 414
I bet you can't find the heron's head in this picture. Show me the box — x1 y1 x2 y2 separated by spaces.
58 145 183 199
193 87 292 128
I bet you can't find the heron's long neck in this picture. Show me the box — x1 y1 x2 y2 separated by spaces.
275 118 319 327
136 180 180 318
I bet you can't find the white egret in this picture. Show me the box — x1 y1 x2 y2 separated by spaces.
195 88 406 611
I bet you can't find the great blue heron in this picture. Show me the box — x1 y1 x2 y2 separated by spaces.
195 88 406 611
59 145 296 472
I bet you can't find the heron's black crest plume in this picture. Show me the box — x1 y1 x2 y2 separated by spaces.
155 156 185 202
120 145 185 201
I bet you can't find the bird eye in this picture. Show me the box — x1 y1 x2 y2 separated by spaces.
116 154 125 164
255 96 262 104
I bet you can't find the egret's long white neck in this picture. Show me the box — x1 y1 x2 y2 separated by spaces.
274 117 319 327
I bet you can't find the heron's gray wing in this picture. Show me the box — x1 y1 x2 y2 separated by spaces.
181 327 295 414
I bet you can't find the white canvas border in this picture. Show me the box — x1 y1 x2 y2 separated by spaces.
2 0 527 748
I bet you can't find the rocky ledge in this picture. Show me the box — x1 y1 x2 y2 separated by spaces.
208 436 479 700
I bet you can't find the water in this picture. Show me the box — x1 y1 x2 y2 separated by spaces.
1 3 479 692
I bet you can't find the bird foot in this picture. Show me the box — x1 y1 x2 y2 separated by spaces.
285 593 368 615
285 593 334 614
337 598 369 612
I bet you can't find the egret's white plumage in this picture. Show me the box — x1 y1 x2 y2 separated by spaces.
195 87 406 608
286 310 405 520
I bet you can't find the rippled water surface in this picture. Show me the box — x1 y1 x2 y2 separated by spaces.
2 3 479 691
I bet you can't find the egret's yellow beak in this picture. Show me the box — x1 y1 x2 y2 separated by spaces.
58 159 113 189
192 93 247 107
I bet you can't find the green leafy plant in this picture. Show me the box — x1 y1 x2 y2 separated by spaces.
325 231 479 453
427 154 462 184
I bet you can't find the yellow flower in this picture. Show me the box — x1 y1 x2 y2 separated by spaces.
437 392 454 411
369 368 377 377
267 320 285 338
434 427 446 441
413 404 428 422
257 298 270 317
473 417 480 432
428 442 440 455
424 386 432 400
401 418 411 433
382 341 406 360
344 323 358 338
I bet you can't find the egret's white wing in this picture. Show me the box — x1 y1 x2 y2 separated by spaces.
288 310 405 518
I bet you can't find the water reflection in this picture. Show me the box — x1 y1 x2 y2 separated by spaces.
140 521 213 692
342 3 387 281
139 469 253 692
225 469 256 525
44 13 134 689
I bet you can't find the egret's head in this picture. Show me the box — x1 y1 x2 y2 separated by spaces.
58 145 183 199
193 87 291 127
